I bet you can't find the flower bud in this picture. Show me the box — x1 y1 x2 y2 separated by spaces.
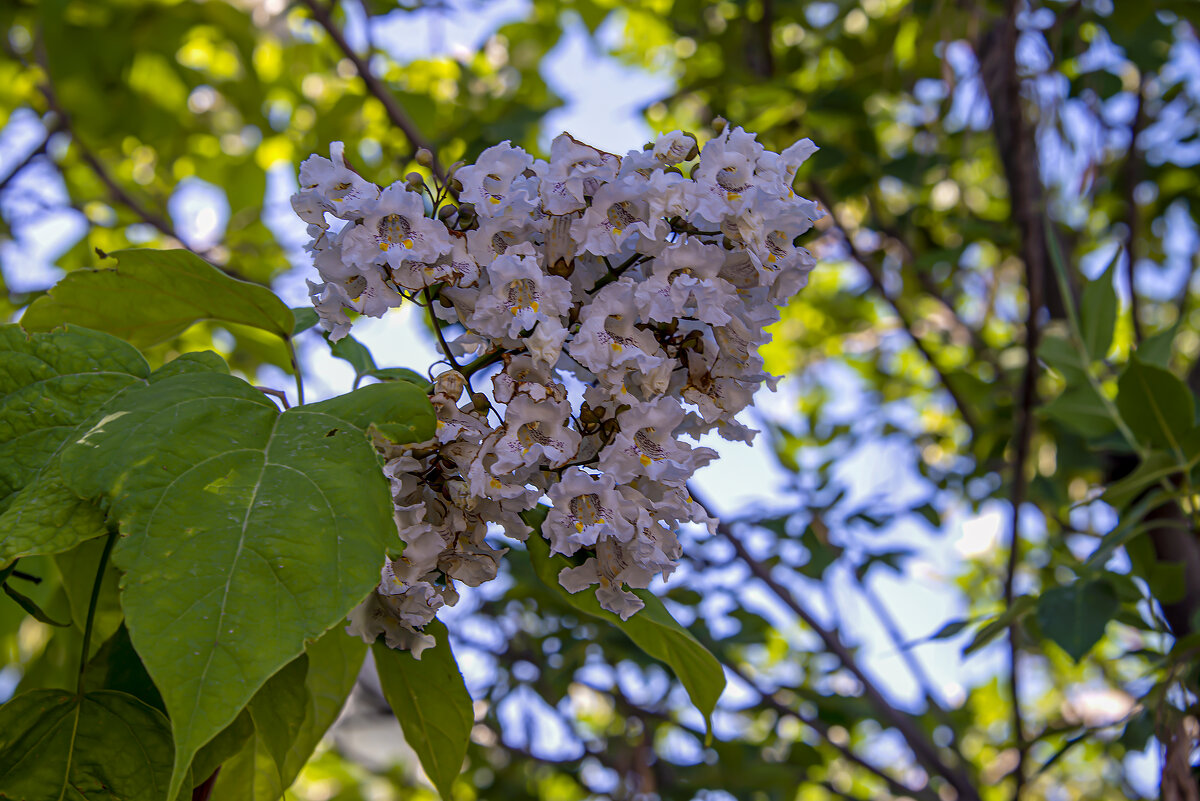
434 370 466 401
405 172 425 189
712 116 728 135
415 148 434 167
437 204 458 221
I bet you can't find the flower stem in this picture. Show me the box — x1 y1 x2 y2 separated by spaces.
77 525 118 694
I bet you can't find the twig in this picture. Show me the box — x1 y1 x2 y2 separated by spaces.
299 0 444 180
424 285 463 371
254 385 291 409
77 526 118 692
855 575 958 737
810 180 979 432
722 659 939 801
689 486 982 801
0 123 60 194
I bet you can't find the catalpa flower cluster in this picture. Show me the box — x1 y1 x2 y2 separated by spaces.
292 126 820 654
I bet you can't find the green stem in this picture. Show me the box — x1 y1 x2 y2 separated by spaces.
1045 215 1200 526
285 337 306 406
78 526 118 694
460 348 510 379
0 559 17 587
424 286 464 372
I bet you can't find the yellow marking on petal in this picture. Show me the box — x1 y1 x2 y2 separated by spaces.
531 301 539 312
402 238 414 249
639 454 652 467
610 342 623 352
489 196 502 205
727 192 741 201
379 243 388 251
612 227 623 236
768 254 776 263
575 522 584 532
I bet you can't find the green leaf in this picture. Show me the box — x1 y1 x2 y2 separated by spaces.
21 248 295 349
304 380 437 443
962 595 1036 657
83 624 165 715
1040 383 1116 438
1037 333 1087 384
367 367 432 389
290 307 320 337
280 628 366 784
1079 251 1119 362
1116 357 1194 451
325 333 377 383
523 513 726 737
1035 579 1118 662
60 373 404 800
2 582 70 627
1100 435 1200 510
187 710 254 794
249 653 311 785
150 351 231 381
0 689 174 801
1148 560 1187 604
210 629 366 801
0 324 149 565
373 620 472 800
1138 323 1177 368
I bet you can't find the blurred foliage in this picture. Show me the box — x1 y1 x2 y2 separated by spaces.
2 0 1200 800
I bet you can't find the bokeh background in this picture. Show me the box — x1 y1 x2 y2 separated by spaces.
2 1 1199 799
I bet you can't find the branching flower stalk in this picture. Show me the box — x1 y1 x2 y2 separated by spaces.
293 126 821 655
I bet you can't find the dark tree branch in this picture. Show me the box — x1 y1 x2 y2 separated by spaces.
976 5 1046 798
30 31 258 284
865 200 1000 376
300 0 445 180
810 180 980 432
689 486 982 801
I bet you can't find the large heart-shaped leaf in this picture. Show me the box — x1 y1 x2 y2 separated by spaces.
523 513 726 738
21 248 295 349
0 689 174 801
60 373 434 799
0 324 149 565
373 620 473 799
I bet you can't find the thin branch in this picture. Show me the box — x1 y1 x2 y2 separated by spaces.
855 574 958 737
689 486 982 801
0 123 59 194
722 660 939 801
866 200 999 374
31 35 259 284
810 180 979 432
424 285 464 372
254 385 292 409
300 0 444 180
